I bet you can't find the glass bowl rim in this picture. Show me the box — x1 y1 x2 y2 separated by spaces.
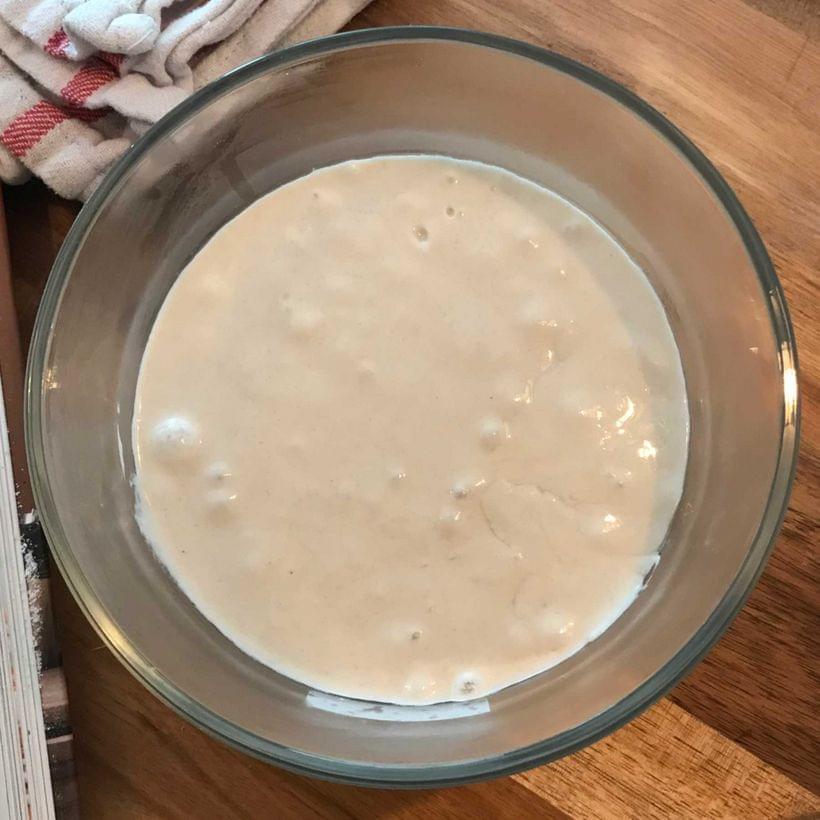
24 25 800 787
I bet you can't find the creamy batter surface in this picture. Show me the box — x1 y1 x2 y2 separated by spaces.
133 156 688 705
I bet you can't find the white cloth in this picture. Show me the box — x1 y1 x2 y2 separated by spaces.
0 0 368 199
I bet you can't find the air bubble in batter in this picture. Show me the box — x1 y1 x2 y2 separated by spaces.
150 416 201 460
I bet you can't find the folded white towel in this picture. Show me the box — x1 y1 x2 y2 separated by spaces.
0 0 369 199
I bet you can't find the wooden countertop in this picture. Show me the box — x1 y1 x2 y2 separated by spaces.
4 0 819 815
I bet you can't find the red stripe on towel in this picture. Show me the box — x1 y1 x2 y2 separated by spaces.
60 58 118 106
1 100 104 157
44 29 69 59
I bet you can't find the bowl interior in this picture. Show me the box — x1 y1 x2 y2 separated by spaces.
27 31 796 784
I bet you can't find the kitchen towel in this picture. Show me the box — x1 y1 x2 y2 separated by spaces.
0 0 369 200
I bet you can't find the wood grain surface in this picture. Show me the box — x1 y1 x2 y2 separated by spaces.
3 0 818 816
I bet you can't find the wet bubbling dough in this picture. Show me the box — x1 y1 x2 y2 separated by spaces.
133 156 688 705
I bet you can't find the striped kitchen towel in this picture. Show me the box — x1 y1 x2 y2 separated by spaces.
0 0 369 200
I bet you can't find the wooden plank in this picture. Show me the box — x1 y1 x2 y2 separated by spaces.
0 194 31 509
515 700 819 819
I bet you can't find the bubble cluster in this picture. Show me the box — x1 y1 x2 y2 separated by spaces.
150 416 201 460
479 415 509 450
453 671 481 698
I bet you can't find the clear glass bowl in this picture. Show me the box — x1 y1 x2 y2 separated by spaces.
25 28 799 786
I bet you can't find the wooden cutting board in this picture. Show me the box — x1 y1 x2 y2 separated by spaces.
3 0 818 816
